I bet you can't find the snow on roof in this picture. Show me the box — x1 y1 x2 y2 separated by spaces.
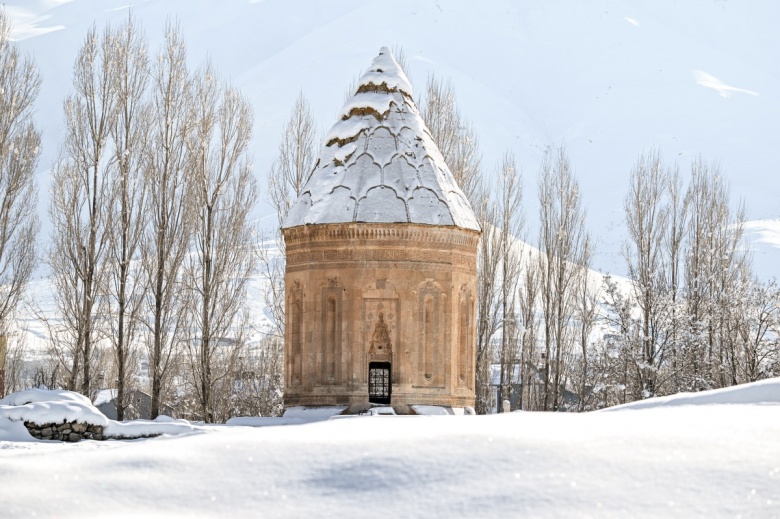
283 47 480 231
93 389 117 407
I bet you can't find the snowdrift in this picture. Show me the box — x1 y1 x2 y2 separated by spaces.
603 377 780 412
1 383 778 517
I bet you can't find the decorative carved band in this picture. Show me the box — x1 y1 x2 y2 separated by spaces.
286 259 476 275
286 247 476 270
283 223 480 249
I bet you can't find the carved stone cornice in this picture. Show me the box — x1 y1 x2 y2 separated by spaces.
283 222 480 250
284 223 479 275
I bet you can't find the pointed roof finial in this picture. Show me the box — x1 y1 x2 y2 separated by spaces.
355 46 413 97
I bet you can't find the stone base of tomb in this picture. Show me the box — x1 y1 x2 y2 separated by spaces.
284 389 477 410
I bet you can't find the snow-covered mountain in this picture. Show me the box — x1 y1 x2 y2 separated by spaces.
6 0 778 356
5 0 780 355
6 0 780 279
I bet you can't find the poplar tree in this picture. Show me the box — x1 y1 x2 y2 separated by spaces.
105 15 150 419
141 23 193 418
182 64 257 422
537 146 590 411
49 24 116 395
0 11 40 337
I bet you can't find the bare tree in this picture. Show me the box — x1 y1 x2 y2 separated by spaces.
268 92 316 226
263 92 317 341
419 76 489 411
573 240 597 410
537 146 590 411
495 152 524 412
142 23 193 418
600 154 754 400
0 11 41 339
1 333 28 396
622 151 669 397
600 273 638 405
231 336 284 417
257 233 286 338
49 24 117 395
420 75 481 206
473 184 502 414
182 64 257 422
724 278 780 384
662 167 688 391
683 158 749 390
517 247 540 410
105 15 150 419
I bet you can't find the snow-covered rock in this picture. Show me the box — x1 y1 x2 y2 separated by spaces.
0 389 214 442
0 388 109 427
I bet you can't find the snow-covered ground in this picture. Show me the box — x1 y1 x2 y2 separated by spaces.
1 381 779 518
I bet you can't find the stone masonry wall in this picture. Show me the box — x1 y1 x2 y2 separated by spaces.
24 421 104 442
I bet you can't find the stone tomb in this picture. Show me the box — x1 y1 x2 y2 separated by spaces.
283 223 478 409
282 47 480 411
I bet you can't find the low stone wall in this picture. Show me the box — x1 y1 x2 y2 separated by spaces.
24 421 104 442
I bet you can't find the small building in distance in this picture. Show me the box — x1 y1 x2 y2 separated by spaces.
94 388 174 420
281 48 480 412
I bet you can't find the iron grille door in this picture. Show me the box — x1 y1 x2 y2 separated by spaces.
368 362 392 405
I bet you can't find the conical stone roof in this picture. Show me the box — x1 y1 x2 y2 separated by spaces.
282 47 480 231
